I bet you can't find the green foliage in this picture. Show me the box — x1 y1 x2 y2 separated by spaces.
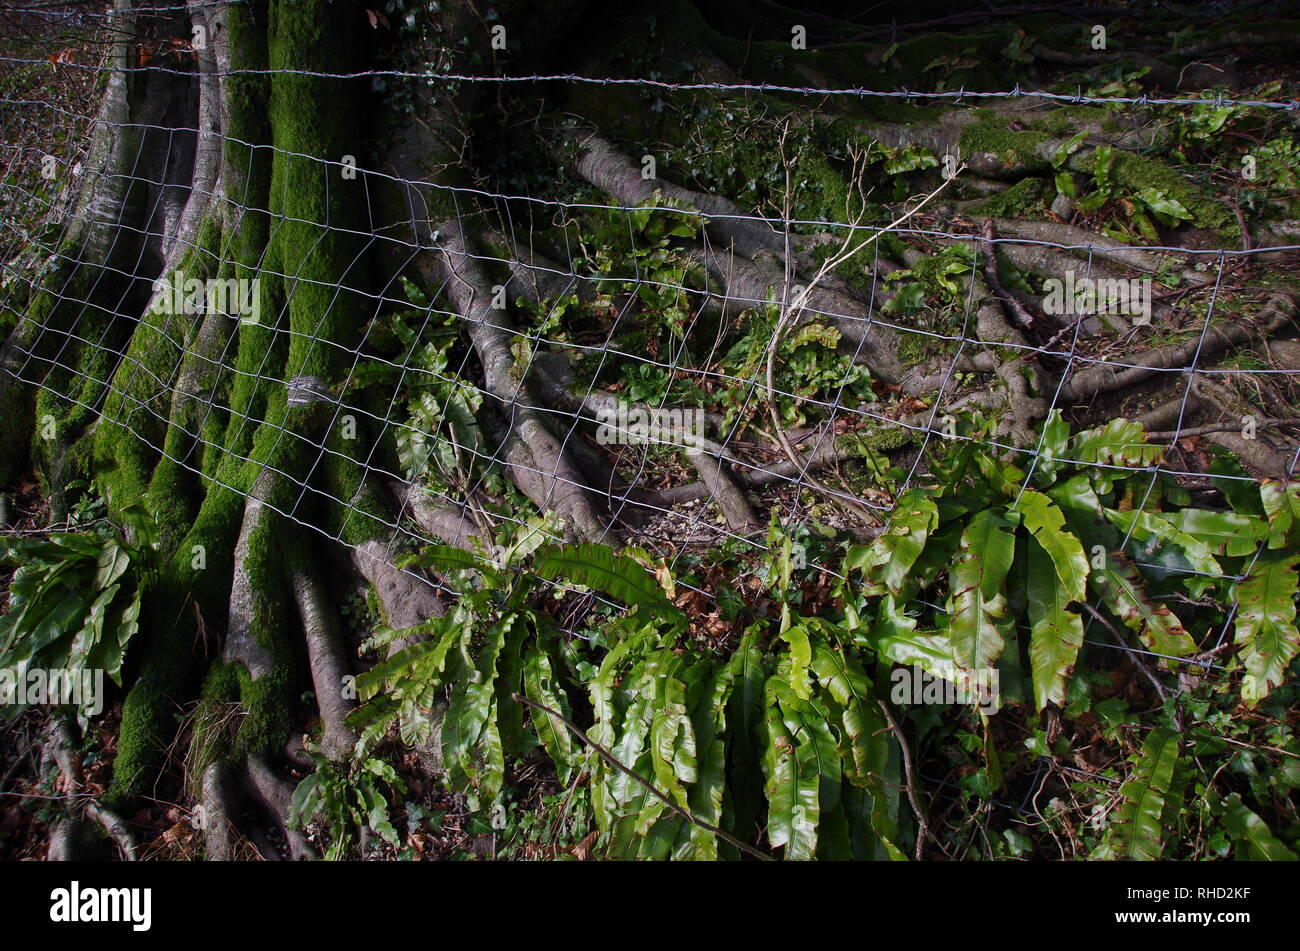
344 514 905 859
347 277 481 491
0 505 158 718
842 410 1299 712
1106 727 1184 860
719 302 874 428
1073 145 1195 242
288 738 405 860
881 243 976 330
576 193 704 342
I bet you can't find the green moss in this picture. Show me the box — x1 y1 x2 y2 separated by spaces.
321 422 397 546
896 330 952 368
837 424 920 456
91 227 228 512
222 0 271 209
25 256 128 497
0 354 34 491
268 0 368 386
233 662 293 757
704 18 1010 95
958 120 1050 170
791 149 861 226
1105 151 1234 233
230 512 296 756
183 662 243 789
975 177 1047 218
109 481 246 801
1029 105 1110 135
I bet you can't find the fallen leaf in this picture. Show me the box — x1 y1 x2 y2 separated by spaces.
571 829 599 860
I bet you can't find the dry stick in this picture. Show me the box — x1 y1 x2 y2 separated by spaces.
761 132 881 528
876 698 938 861
1145 417 1300 440
1077 602 1185 731
511 693 772 861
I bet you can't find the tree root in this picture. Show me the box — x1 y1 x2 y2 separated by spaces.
242 752 316 861
978 217 1207 285
200 761 240 861
557 125 789 264
292 567 357 762
1062 294 1297 400
430 223 620 544
1192 377 1294 479
44 716 140 860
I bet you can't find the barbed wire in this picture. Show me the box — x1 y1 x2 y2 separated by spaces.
5 47 1300 112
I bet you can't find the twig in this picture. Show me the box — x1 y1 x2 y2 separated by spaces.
511 693 772 860
876 698 937 861
1078 602 1184 730
763 130 960 528
1145 417 1300 440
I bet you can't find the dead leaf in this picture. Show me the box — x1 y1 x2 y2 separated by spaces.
655 561 675 597
571 829 599 860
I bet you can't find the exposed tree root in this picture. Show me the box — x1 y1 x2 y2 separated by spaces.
1062 294 1297 400
200 761 240 861
43 716 140 860
430 223 620 544
292 567 357 761
242 752 316 861
559 127 789 264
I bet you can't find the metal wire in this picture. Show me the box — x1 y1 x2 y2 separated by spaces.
2 11 1297 679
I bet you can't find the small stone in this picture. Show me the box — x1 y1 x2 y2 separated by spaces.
1049 193 1075 218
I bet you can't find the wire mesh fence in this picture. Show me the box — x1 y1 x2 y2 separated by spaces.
2 0 1298 684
